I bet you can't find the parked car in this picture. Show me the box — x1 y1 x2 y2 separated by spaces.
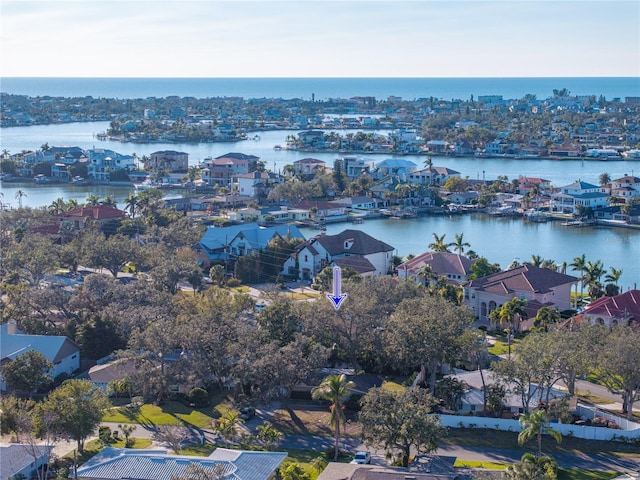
350 451 371 464
239 407 256 420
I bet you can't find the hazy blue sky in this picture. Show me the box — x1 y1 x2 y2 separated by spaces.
2 0 639 78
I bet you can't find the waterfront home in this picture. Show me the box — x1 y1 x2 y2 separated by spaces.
550 180 609 214
283 229 394 281
464 265 577 329
235 171 284 198
86 148 135 181
293 157 327 177
548 145 581 157
610 175 640 203
374 158 417 180
445 191 479 205
76 447 287 480
0 444 53 480
334 156 375 180
0 322 80 391
148 150 188 172
198 223 304 268
329 196 386 213
397 252 476 285
228 206 310 224
408 165 460 187
576 289 640 327
517 176 552 194
200 152 260 188
294 200 347 219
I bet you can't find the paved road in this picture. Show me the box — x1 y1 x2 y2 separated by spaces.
96 415 640 474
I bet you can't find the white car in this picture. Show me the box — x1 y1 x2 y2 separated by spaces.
350 451 371 464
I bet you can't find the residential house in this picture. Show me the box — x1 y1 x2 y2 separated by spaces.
59 205 126 230
148 150 189 172
86 148 135 181
87 358 140 394
296 130 325 148
0 444 53 480
425 139 449 153
610 175 640 203
334 156 375 180
198 223 304 267
445 191 479 205
397 252 476 285
550 180 609 214
464 265 577 328
76 447 287 480
577 289 640 327
446 370 569 415
329 196 386 213
374 158 417 180
235 171 284 198
293 157 326 177
283 229 394 281
408 166 460 187
0 322 80 391
229 206 310 224
294 200 347 219
200 153 260 188
548 145 581 157
318 455 459 480
517 176 552 195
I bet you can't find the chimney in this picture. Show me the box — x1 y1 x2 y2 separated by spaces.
7 321 18 335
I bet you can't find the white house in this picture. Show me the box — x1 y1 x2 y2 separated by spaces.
0 322 80 391
235 171 284 198
293 157 326 176
76 447 287 480
0 444 53 480
86 148 135 181
464 265 577 328
283 229 395 281
550 180 609 214
408 166 460 187
610 175 640 203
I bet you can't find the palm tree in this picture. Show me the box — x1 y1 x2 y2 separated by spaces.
86 194 100 206
584 259 605 298
533 306 561 331
428 233 450 253
101 195 117 207
504 453 558 480
14 189 27 208
604 267 622 286
489 297 528 358
449 233 470 255
528 254 545 267
311 374 355 461
570 254 587 308
48 197 67 215
598 172 611 186
124 192 138 219
517 410 562 458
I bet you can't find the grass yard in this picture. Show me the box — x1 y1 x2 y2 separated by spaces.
284 291 321 301
557 469 618 480
104 401 217 429
454 459 507 470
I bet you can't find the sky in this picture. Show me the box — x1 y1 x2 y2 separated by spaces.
1 0 639 78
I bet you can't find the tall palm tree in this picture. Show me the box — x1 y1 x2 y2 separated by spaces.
428 233 450 253
449 233 470 255
570 254 587 308
48 197 66 215
584 259 605 298
311 374 355 461
528 254 545 267
124 193 138 219
517 410 562 458
14 189 27 208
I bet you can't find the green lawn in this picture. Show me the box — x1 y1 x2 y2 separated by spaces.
557 469 618 480
104 401 217 429
454 459 507 470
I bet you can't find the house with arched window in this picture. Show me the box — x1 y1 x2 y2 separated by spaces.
577 289 640 327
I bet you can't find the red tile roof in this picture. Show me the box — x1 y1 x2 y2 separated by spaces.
582 289 640 321
62 205 126 220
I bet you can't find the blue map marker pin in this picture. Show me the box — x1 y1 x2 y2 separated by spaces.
326 266 348 310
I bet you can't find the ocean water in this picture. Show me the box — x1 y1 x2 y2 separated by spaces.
1 77 639 101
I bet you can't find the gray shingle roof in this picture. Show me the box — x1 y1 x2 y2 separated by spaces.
312 230 394 256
